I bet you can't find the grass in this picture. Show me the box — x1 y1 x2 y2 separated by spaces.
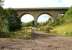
53 23 72 36
36 25 50 32
4 22 72 38
10 26 32 39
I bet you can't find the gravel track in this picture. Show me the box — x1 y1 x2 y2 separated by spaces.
0 33 72 50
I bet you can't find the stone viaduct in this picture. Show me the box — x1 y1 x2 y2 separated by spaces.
13 7 68 25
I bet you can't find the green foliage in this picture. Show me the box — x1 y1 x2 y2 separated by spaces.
51 16 64 26
63 7 72 23
22 21 33 27
0 7 10 38
8 16 21 31
65 32 72 36
5 9 21 31
0 7 21 37
37 16 64 27
36 19 52 27
0 7 9 33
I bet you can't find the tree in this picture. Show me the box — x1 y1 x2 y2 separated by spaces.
5 9 21 31
0 7 10 38
0 8 21 37
0 1 21 37
63 7 72 23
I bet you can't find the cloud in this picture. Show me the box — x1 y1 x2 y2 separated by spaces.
3 0 72 8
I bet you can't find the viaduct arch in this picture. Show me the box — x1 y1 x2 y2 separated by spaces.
13 7 68 25
15 8 68 18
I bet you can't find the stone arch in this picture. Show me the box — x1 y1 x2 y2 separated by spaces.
19 12 33 18
37 12 53 18
37 13 53 23
20 14 34 23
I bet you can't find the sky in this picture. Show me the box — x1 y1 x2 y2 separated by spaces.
21 14 34 23
37 14 51 23
3 0 72 8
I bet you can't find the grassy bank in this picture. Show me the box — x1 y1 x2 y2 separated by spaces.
53 23 72 36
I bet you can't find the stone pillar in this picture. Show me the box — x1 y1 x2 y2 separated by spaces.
32 16 38 33
34 17 38 27
32 16 38 39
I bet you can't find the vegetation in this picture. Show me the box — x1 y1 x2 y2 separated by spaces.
36 7 72 36
36 18 53 33
22 21 33 27
63 7 72 23
5 9 21 31
0 7 22 38
0 7 9 33
0 1 32 38
53 7 72 36
0 2 72 38
53 23 72 35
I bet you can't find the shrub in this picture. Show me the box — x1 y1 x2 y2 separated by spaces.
0 7 9 33
63 7 72 23
5 8 21 31
65 32 72 36
0 7 21 37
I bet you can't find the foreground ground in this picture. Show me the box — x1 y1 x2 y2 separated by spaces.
0 34 72 50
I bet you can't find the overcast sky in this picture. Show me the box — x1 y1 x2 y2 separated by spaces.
3 0 72 8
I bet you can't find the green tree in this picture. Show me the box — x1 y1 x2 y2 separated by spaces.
0 7 10 38
5 9 21 31
0 8 21 37
63 7 72 23
0 7 9 33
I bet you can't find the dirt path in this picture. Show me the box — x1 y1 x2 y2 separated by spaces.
0 36 72 50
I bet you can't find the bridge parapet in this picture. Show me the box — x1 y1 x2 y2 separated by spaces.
15 8 68 18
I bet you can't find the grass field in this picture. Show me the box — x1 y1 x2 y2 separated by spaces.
53 23 72 36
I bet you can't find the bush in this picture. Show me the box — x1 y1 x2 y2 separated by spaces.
22 21 33 27
0 7 9 33
0 7 21 37
65 32 72 36
5 8 21 31
7 15 21 31
63 7 72 23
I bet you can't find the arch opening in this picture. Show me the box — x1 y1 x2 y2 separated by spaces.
20 14 34 23
37 14 52 23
